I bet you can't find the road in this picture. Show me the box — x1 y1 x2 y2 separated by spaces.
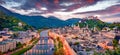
22 30 54 55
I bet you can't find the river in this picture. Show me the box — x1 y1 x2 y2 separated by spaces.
22 30 54 55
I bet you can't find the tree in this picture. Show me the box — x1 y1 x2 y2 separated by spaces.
54 47 65 55
112 39 118 50
0 11 32 31
0 51 3 55
74 42 79 45
58 41 63 48
105 49 113 55
93 51 98 55
11 33 18 38
16 42 23 48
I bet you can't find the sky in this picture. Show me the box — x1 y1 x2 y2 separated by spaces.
0 0 120 22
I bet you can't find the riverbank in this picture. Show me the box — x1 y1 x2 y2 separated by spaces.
22 30 54 55
11 38 39 55
48 30 77 55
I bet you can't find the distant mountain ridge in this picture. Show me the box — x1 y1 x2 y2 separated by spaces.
0 6 81 29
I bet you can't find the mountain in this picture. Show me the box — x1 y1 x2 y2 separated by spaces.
0 11 32 31
0 6 81 29
66 18 82 24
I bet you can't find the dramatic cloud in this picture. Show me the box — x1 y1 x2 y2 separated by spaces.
0 0 120 22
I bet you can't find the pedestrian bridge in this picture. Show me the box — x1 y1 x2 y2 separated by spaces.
39 37 52 39
37 38 54 45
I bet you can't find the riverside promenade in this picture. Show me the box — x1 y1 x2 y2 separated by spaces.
48 30 77 55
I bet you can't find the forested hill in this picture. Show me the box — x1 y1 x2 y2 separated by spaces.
78 19 120 30
0 6 81 29
0 11 32 31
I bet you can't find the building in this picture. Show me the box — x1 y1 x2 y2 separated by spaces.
18 31 39 38
18 22 23 27
2 28 9 31
98 41 113 50
16 37 32 44
18 31 29 38
101 31 115 38
0 39 16 53
102 27 111 31
0 31 12 40
0 36 3 42
2 34 11 40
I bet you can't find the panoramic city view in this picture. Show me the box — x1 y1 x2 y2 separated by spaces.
0 0 120 55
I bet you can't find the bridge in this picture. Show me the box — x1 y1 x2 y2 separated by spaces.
37 37 54 45
23 30 54 55
39 36 52 40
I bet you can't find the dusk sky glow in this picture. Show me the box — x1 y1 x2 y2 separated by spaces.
0 0 120 22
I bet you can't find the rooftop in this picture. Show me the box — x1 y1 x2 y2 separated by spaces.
0 39 15 45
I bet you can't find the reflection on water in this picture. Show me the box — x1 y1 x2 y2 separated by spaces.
22 30 54 55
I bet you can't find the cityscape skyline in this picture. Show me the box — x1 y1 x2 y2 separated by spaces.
0 1 120 55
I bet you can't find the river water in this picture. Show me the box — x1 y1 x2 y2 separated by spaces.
22 30 54 55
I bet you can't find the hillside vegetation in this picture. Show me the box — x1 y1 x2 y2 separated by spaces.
0 11 32 31
78 19 120 30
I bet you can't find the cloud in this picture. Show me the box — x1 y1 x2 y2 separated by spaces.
72 0 119 13
0 0 101 13
101 18 120 23
0 0 120 22
74 4 120 20
1 0 26 7
60 2 75 7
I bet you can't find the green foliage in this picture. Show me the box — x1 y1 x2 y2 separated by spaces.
0 11 32 31
58 41 63 48
78 19 120 30
11 33 19 38
16 42 23 48
108 22 120 30
11 38 39 55
93 51 99 55
54 37 63 49
105 49 114 55
74 42 79 45
54 48 65 55
86 48 92 51
11 46 32 55
112 39 119 49
54 37 65 55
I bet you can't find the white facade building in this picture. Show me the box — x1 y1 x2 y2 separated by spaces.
0 39 16 53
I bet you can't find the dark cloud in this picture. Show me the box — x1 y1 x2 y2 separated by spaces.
112 14 120 17
75 4 120 15
1 0 120 22
3 0 101 12
103 14 120 19
0 0 4 4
